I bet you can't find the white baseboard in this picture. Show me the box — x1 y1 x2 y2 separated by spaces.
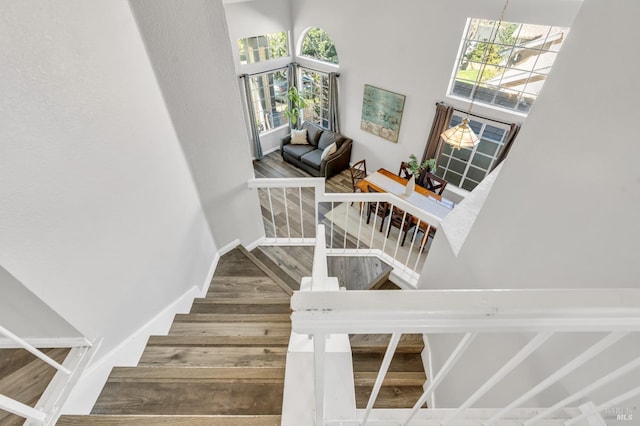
60 285 200 415
201 253 219 297
262 146 281 156
218 238 241 256
244 236 265 252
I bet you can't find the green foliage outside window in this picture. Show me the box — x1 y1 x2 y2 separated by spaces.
300 28 339 65
238 32 289 65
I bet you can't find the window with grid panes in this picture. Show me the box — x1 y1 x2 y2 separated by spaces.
449 19 569 114
435 114 510 191
300 68 329 128
238 32 289 65
248 70 288 133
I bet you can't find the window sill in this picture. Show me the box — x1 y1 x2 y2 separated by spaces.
445 94 528 123
259 124 289 137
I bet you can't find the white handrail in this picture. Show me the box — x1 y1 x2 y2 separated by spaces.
312 225 328 291
0 394 46 423
0 324 71 374
249 177 446 286
291 288 640 425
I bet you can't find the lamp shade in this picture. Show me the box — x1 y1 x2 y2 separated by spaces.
440 118 479 149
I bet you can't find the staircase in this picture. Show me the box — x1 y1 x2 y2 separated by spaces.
58 247 289 425
351 281 426 409
57 246 427 424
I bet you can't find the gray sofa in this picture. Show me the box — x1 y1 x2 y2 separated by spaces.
280 121 353 179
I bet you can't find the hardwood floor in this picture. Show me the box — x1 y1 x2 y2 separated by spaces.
0 348 70 426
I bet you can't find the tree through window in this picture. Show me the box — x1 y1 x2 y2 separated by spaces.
300 28 339 64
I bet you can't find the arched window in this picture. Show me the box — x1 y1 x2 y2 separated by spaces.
299 28 339 65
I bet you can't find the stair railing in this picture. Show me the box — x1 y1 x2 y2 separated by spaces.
248 178 442 287
0 324 95 425
291 288 640 425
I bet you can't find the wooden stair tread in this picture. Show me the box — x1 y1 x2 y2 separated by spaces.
58 414 281 425
92 382 283 415
173 313 290 323
355 385 427 409
138 346 287 368
250 247 300 292
208 276 289 293
353 371 425 387
211 249 267 278
203 292 292 300
168 322 291 337
237 246 293 296
146 335 290 347
192 297 290 305
189 302 290 314
107 367 285 381
350 333 424 353
352 352 426 373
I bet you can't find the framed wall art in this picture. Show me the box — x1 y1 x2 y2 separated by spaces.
360 84 406 143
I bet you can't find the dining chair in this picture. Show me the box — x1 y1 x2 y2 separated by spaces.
349 159 367 207
398 162 413 180
349 159 367 193
419 172 448 195
387 206 414 246
365 184 390 231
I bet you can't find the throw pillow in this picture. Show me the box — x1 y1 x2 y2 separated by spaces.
320 142 337 161
290 129 309 145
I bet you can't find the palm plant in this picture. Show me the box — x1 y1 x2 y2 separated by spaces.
284 86 307 128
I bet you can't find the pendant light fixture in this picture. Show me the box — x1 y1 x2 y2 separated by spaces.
441 0 510 149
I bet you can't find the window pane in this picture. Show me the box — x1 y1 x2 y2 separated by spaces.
466 166 486 182
471 153 493 170
249 69 289 134
300 68 330 127
449 18 569 115
238 32 289 65
461 179 479 191
476 139 500 156
451 147 472 162
444 171 462 187
448 158 467 174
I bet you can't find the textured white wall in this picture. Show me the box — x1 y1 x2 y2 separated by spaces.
0 265 82 341
129 0 264 248
0 0 216 359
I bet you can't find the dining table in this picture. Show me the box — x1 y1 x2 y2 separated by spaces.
355 168 455 224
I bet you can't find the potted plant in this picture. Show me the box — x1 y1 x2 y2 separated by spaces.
407 154 436 176
284 86 308 129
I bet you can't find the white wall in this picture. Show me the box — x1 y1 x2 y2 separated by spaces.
0 266 82 342
421 0 640 409
224 0 293 155
129 0 264 248
0 0 216 361
290 0 581 176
